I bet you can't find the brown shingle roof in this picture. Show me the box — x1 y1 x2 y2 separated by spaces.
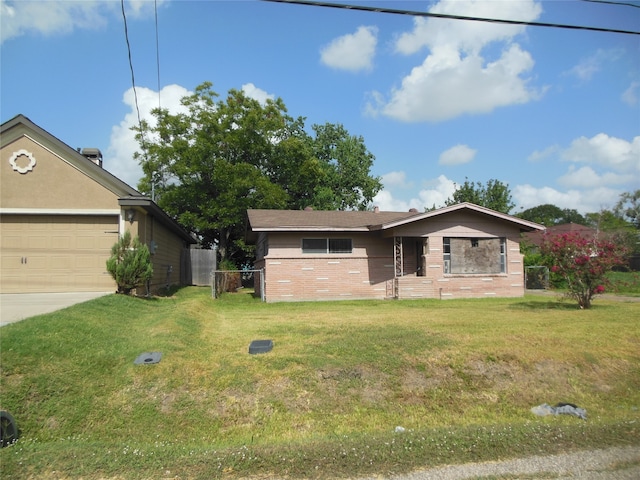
248 203 545 234
247 209 419 231
523 222 597 247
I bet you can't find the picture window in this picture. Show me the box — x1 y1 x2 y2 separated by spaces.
443 237 506 274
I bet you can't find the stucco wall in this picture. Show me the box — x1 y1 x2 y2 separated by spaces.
128 212 187 293
1 136 119 210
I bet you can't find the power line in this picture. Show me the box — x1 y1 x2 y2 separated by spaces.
120 0 148 161
121 0 143 134
580 0 640 9
154 0 162 111
261 0 640 36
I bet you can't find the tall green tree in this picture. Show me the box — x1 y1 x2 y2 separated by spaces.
586 207 639 256
445 178 515 214
517 204 587 226
134 82 381 265
614 189 640 229
308 123 381 211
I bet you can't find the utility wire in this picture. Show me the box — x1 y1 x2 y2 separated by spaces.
121 0 143 137
154 0 162 111
120 0 148 160
580 0 640 9
261 0 640 35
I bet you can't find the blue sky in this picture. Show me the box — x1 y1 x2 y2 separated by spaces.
2 0 639 215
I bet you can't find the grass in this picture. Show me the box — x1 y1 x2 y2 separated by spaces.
607 270 640 296
1 287 639 479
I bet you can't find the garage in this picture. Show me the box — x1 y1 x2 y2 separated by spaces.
2 115 196 295
0 215 119 293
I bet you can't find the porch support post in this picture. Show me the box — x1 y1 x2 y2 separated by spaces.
394 236 403 277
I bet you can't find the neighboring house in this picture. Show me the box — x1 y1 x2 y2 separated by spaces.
523 222 598 249
0 114 195 294
247 204 545 302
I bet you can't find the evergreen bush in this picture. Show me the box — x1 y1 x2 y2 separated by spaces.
106 231 153 295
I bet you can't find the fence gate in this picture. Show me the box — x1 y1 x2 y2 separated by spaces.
187 248 216 287
212 269 265 301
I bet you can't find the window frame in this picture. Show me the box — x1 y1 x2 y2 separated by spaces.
442 236 507 275
302 238 353 254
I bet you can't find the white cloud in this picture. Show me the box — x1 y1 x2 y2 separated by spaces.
381 170 413 189
565 48 623 82
513 184 622 214
369 0 544 123
558 165 628 188
0 0 163 44
394 0 541 56
439 144 476 166
242 83 275 105
320 26 378 73
372 190 412 212
418 175 457 208
373 174 456 211
378 43 541 122
561 133 640 173
528 145 559 162
105 84 191 189
622 81 639 106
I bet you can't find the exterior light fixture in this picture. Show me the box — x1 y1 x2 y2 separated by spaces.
126 209 135 223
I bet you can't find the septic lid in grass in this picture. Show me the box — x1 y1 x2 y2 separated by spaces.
249 340 273 355
134 352 162 364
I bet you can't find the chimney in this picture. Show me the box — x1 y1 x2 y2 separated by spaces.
81 148 103 167
373 206 380 213
304 206 314 211
409 208 418 213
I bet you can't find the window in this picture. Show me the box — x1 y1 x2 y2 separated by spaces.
302 239 327 253
443 237 506 274
443 237 451 274
302 238 352 254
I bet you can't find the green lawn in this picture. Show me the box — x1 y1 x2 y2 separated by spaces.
1 287 639 479
608 270 640 296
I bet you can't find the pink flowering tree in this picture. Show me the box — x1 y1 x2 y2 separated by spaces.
540 231 628 309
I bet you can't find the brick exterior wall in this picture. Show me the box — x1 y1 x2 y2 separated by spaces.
256 227 526 302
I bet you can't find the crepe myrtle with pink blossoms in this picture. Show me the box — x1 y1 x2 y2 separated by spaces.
540 231 628 309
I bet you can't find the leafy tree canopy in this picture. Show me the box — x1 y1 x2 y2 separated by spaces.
614 189 640 229
134 82 381 266
517 204 586 226
445 178 515 214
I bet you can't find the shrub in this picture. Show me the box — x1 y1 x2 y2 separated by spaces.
106 231 153 295
541 231 628 309
214 259 241 295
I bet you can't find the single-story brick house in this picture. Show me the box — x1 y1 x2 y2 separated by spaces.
247 204 545 302
0 114 195 294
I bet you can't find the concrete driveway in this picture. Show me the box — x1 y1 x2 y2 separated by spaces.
0 292 112 327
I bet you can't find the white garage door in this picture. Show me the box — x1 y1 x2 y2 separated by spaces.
0 215 119 293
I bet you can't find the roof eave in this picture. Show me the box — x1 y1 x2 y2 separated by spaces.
250 226 371 233
380 202 545 232
118 197 196 244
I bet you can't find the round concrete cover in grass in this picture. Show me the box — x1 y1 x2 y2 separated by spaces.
134 352 162 364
